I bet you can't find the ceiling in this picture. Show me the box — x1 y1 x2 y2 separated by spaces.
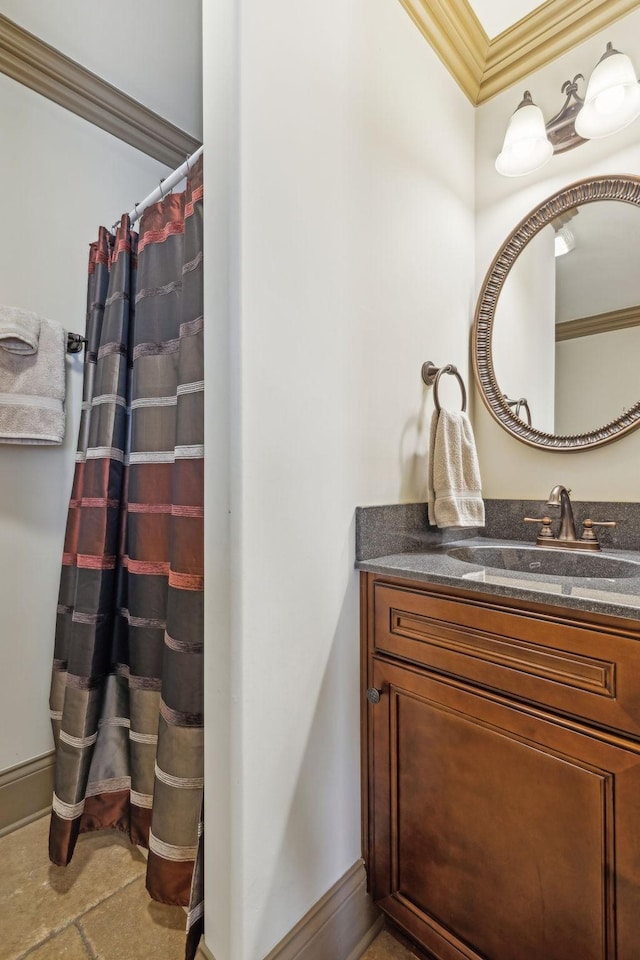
399 0 640 104
468 0 541 39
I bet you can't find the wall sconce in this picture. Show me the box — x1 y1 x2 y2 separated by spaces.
575 42 640 138
496 42 640 177
495 91 553 177
554 225 575 257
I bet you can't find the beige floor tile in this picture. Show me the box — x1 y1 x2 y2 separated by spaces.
360 928 422 960
17 924 90 960
79 877 188 960
0 815 146 960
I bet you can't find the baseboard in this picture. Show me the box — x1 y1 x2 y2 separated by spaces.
344 914 385 960
0 750 55 837
198 860 380 960
196 940 215 960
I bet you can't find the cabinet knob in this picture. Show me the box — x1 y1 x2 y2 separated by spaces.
366 687 382 705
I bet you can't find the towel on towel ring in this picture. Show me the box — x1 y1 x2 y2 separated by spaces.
427 408 485 528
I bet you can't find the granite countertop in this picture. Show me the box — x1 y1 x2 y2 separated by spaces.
355 502 640 623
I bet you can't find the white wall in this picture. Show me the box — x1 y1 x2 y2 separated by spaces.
555 201 640 322
492 226 556 432
475 9 640 500
0 74 170 771
203 0 475 957
556 326 640 435
202 0 236 955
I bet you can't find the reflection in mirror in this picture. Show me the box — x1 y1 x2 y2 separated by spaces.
493 200 640 435
555 202 640 434
474 176 640 450
493 226 555 432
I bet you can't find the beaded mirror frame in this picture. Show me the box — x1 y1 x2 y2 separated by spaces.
473 175 640 451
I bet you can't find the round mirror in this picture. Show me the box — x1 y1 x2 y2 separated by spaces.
473 175 640 451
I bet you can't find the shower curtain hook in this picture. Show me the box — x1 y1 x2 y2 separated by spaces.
185 153 192 172
158 179 166 199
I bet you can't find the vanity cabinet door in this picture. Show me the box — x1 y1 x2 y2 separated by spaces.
369 656 640 960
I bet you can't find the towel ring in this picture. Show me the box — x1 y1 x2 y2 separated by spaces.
421 361 467 413
504 394 532 427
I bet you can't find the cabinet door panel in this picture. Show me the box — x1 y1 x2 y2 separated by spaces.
370 659 640 960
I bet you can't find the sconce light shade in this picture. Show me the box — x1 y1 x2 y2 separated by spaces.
495 91 553 177
575 43 640 139
554 226 575 257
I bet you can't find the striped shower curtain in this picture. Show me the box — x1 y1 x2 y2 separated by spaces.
48 157 204 959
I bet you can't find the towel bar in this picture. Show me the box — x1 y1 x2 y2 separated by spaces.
421 361 467 413
66 332 88 354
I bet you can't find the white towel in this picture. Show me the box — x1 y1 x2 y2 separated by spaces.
0 305 42 355
427 409 484 528
0 316 66 444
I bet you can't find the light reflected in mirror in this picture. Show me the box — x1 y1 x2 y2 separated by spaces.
474 175 640 451
493 201 640 435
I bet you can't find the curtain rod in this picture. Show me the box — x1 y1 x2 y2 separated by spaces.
126 144 203 226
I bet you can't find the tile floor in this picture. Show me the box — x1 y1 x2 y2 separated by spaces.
360 928 425 960
0 815 196 960
0 815 419 960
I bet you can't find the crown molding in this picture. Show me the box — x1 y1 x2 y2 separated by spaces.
2 1 636 154
480 0 640 103
556 304 640 342
0 14 201 169
399 0 640 105
397 0 488 102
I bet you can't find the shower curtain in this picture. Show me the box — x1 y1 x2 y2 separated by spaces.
49 156 204 960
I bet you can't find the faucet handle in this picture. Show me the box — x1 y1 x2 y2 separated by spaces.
524 516 554 539
581 519 616 542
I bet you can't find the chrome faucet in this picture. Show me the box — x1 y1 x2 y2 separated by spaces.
546 485 577 541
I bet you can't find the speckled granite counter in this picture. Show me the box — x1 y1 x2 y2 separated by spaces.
355 502 640 623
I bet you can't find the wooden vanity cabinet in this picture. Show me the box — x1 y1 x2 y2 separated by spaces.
361 573 640 960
